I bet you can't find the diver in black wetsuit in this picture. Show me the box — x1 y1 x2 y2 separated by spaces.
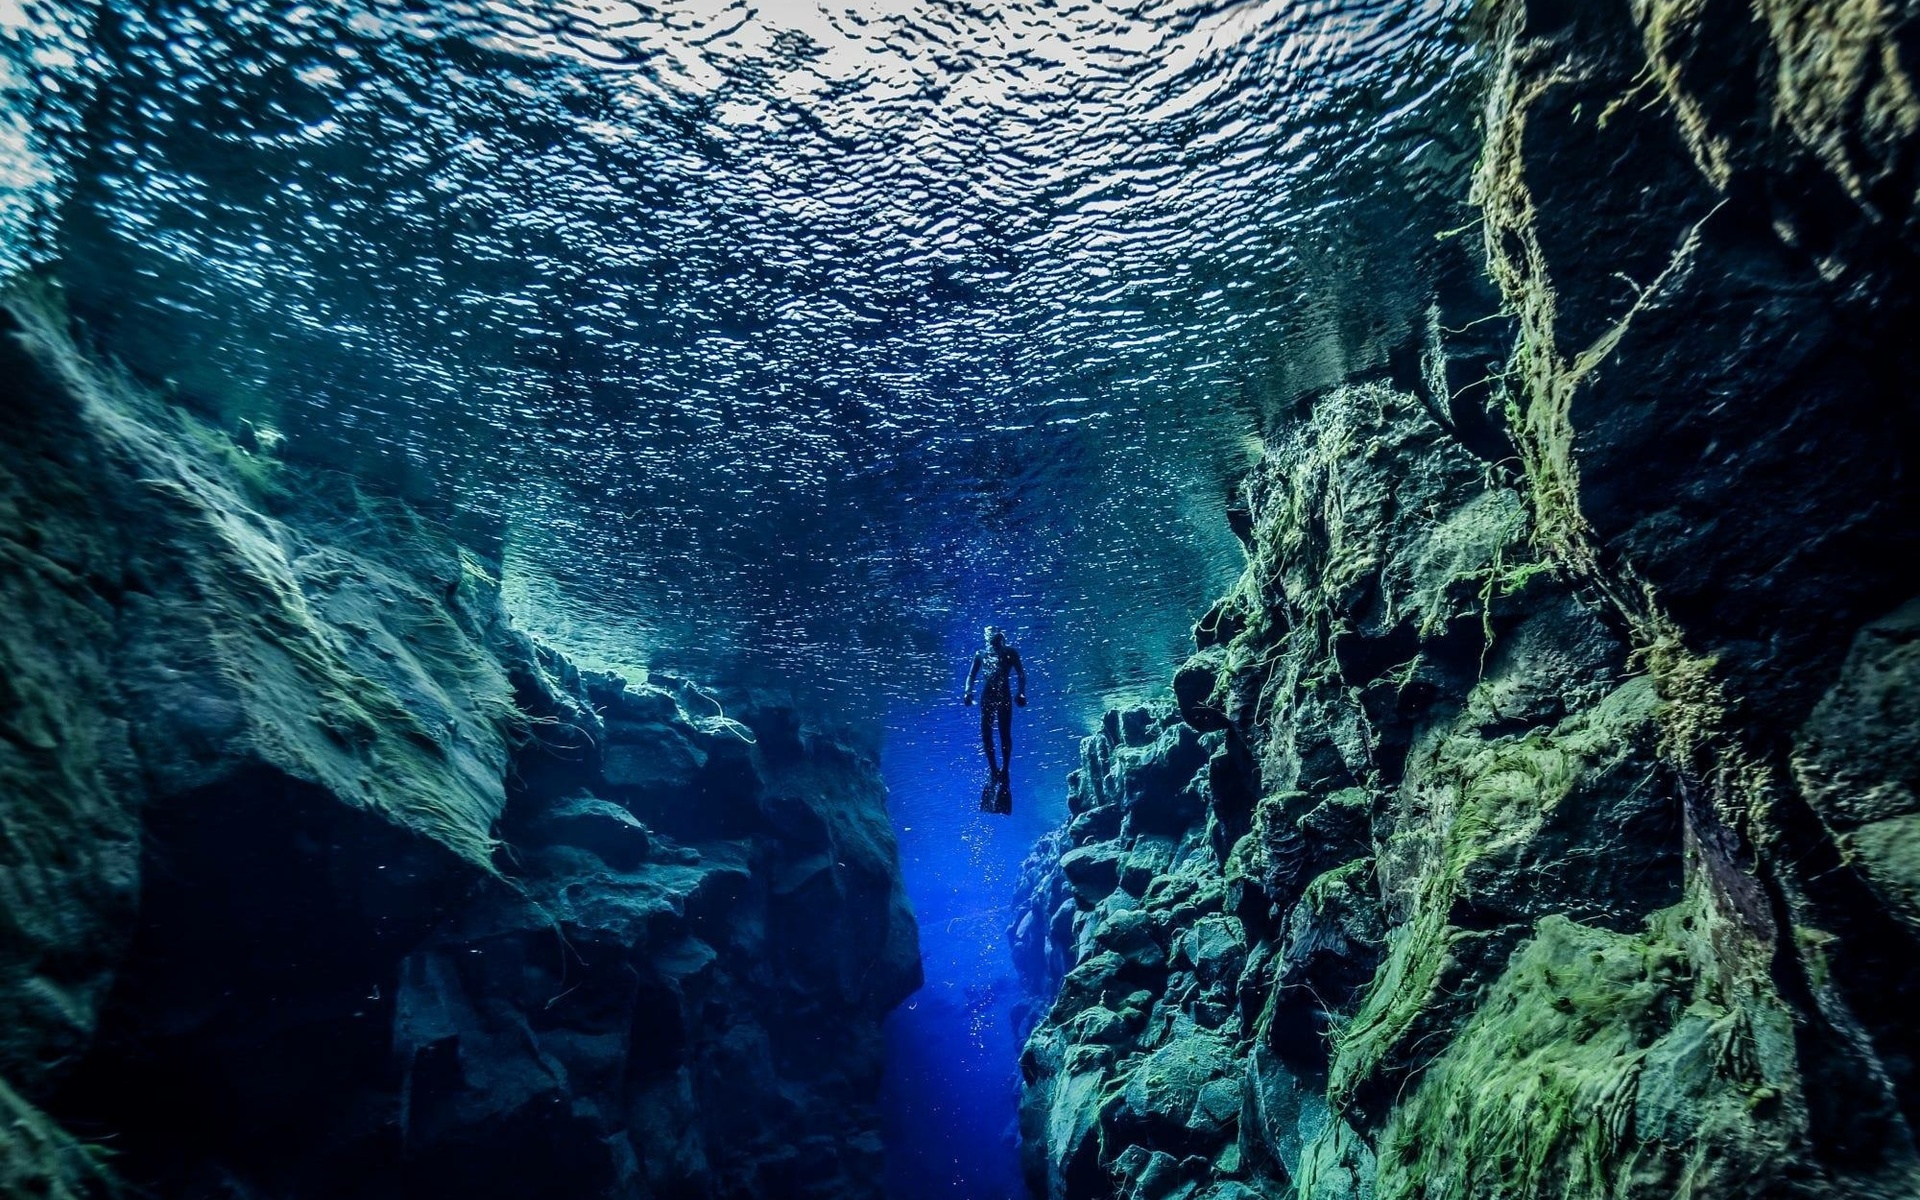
963 626 1026 814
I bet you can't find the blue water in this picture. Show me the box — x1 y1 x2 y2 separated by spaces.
3 3 1484 1194
879 622 1084 1200
7 0 1479 720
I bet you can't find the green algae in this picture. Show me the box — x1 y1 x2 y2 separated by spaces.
0 1078 116 1200
1447 8 1909 1197
1475 1 1721 584
1371 879 1808 1200
1637 0 1920 215
1329 677 1664 1110
1373 910 1688 1200
1024 6 1920 1197
1302 859 1373 920
182 416 289 509
1201 382 1520 794
1471 0 1784 928
1295 1115 1378 1200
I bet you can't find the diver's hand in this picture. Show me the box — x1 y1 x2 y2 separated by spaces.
1016 693 1027 707
963 694 975 706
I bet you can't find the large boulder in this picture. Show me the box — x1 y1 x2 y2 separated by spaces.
0 292 922 1200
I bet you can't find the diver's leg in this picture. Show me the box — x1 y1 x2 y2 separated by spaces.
995 704 1015 812
981 704 1001 775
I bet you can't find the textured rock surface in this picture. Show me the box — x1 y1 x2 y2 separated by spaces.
1015 1 1920 1197
1794 600 1920 938
0 287 919 1199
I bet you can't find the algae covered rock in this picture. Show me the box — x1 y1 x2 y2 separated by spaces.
1794 598 1920 937
1015 378 1555 1198
1018 3 1920 1188
0 289 921 1200
1374 909 1794 1200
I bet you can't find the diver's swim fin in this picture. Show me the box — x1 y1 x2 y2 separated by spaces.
980 772 1013 815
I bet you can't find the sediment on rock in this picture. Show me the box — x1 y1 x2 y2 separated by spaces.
0 285 920 1200
1014 2 1920 1197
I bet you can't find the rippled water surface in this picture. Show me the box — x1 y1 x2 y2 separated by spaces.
7 0 1479 729
9 2 1487 1197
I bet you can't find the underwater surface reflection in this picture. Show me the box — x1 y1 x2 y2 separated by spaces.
5 1 1485 1193
11 0 1479 725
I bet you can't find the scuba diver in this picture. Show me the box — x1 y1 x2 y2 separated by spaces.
963 626 1026 814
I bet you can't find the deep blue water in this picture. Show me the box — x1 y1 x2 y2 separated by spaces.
878 621 1083 1200
4 3 1484 1194
3 0 1479 723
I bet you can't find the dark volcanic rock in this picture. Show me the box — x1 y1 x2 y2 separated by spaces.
1794 598 1920 937
1015 4 1920 1189
0 289 920 1200
391 688 920 1200
522 791 654 869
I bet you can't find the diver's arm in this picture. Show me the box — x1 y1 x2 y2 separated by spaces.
964 652 981 704
1012 649 1027 702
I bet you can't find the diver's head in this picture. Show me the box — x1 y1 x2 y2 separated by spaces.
985 625 1006 648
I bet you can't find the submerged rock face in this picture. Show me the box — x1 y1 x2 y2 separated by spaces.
1016 2 1920 1197
0 290 920 1199
1015 388 1691 1200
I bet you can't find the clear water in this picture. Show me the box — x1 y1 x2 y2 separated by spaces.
3 2 1481 1194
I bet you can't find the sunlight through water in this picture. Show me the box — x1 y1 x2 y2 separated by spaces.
11 0 1481 728
4 2 1492 1197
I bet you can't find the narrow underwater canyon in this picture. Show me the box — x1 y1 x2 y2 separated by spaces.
2 0 1919 1198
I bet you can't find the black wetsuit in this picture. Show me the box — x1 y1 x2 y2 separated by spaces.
966 641 1026 785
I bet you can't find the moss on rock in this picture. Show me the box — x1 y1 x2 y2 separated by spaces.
1374 902 1793 1200
1020 6 1920 1197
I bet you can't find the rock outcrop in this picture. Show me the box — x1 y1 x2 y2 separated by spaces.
1015 2 1920 1197
0 286 920 1200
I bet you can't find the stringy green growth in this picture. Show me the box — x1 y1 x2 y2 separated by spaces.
1408 487 1547 671
152 428 515 869
1200 374 1582 1108
1636 0 1920 215
1457 10 1823 1195
1629 0 1736 189
1375 880 1801 1200
1328 676 1661 1107
1473 0 1592 571
1475 1 1724 581
1755 0 1920 212
0 1077 117 1200
1206 382 1506 781
1632 602 1789 872
1471 2 1775 847
1294 1114 1378 1200
1373 912 1691 1200
1204 464 1321 739
183 417 289 508
1326 884 1453 1107
1206 407 1357 703
1302 858 1373 918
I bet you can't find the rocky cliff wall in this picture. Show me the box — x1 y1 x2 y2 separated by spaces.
0 284 921 1200
1014 2 1920 1197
